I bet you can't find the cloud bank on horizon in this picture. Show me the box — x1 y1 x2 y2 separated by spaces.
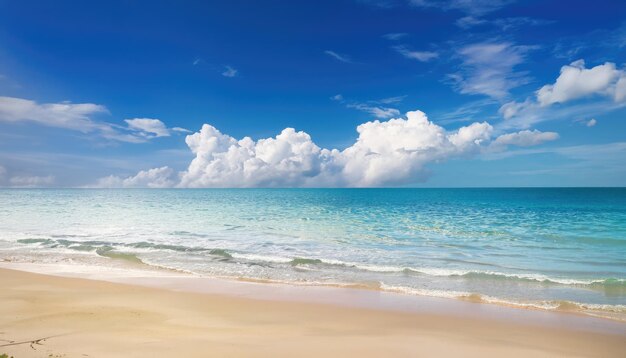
93 110 557 188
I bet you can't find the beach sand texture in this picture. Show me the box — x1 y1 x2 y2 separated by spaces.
1 268 625 358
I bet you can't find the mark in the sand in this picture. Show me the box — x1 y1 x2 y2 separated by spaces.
0 334 65 350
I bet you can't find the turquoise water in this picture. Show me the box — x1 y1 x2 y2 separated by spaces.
1 188 625 316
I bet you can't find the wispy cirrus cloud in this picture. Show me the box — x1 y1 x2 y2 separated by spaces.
324 50 352 63
450 42 534 100
222 65 238 77
9 175 55 188
409 0 516 16
378 95 407 104
393 45 439 62
346 103 401 119
0 164 56 188
456 16 552 30
0 96 187 143
382 33 408 41
125 118 171 138
331 94 404 119
356 0 401 9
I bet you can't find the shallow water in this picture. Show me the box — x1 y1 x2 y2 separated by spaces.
1 188 625 317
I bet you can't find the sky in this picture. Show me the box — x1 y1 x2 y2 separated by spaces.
0 0 625 187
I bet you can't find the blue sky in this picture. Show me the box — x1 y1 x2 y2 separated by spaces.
0 0 625 187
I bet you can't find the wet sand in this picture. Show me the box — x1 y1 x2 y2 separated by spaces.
1 267 625 357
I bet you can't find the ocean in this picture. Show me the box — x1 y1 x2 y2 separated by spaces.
1 188 625 318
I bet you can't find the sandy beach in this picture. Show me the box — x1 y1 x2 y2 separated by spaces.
1 267 625 358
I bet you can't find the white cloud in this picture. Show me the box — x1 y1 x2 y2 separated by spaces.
9 175 55 188
0 96 107 132
125 118 171 137
493 129 559 147
94 167 176 188
222 65 238 77
492 17 552 31
0 96 183 143
410 0 515 16
0 165 54 188
332 94 401 119
357 0 399 8
176 111 497 187
500 59 626 128
456 16 487 28
537 60 625 106
393 46 438 62
498 98 532 120
96 110 558 188
436 98 498 124
172 127 192 133
452 42 532 99
378 95 407 104
324 50 352 63
457 16 551 30
382 33 408 40
330 94 406 119
586 118 597 127
346 103 401 119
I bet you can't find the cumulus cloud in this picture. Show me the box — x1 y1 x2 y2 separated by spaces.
393 46 439 62
500 59 626 128
537 60 626 106
94 167 177 188
95 110 557 188
451 42 533 99
176 111 497 187
586 118 597 127
125 118 171 137
492 129 559 147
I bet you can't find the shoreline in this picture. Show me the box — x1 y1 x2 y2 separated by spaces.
2 262 626 334
1 266 625 357
4 234 625 324
2 258 625 328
